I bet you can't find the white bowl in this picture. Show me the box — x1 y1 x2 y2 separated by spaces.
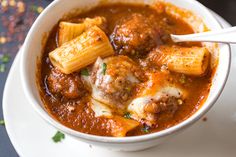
20 0 231 151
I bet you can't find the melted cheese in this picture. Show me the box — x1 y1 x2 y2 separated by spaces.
84 59 187 126
128 86 185 123
90 98 112 118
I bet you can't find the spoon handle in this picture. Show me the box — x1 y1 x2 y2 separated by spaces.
171 26 236 44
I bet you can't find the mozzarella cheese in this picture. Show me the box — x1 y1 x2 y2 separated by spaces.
90 98 112 118
127 86 185 124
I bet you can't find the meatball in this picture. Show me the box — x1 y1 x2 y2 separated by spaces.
144 96 179 115
111 13 162 56
47 68 85 99
142 96 180 126
90 56 146 107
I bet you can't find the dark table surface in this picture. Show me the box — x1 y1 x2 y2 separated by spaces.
0 0 235 156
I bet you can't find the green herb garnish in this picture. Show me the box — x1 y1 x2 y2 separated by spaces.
52 131 65 143
124 112 131 119
0 54 10 63
141 124 150 133
30 5 38 12
30 5 44 14
102 63 107 75
80 68 89 76
0 119 5 126
0 64 6 73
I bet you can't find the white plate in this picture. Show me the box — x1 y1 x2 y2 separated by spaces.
3 12 236 157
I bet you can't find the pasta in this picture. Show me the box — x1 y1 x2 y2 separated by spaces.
58 22 85 46
39 3 216 137
49 26 114 74
149 45 210 76
90 98 113 118
58 17 106 46
90 98 139 137
109 116 139 137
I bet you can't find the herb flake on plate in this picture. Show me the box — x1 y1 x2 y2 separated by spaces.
0 54 11 63
52 131 65 143
0 64 6 73
30 5 44 14
0 119 5 126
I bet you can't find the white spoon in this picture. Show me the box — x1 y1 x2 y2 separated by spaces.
171 26 236 44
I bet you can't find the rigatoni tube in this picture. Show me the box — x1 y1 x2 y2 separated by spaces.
58 17 106 46
149 45 210 76
58 22 85 46
89 98 139 137
109 116 139 137
49 26 114 74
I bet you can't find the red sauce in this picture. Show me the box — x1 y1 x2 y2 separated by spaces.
38 3 213 137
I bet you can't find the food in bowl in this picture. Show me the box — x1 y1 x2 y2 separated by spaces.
37 2 216 137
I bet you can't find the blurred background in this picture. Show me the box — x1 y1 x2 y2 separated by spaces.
0 0 235 156
198 0 236 25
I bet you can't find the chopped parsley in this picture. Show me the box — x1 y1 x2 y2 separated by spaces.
124 112 131 119
102 63 107 75
141 124 150 133
80 68 89 76
0 54 11 73
0 119 5 126
0 64 6 73
0 54 10 63
30 5 44 14
52 131 65 143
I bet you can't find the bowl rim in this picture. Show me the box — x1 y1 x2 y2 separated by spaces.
20 0 231 143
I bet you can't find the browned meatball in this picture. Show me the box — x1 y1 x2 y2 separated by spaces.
143 96 180 126
144 97 179 115
47 68 85 99
89 56 146 107
111 13 162 56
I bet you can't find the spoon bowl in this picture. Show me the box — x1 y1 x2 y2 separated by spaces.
171 26 236 44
